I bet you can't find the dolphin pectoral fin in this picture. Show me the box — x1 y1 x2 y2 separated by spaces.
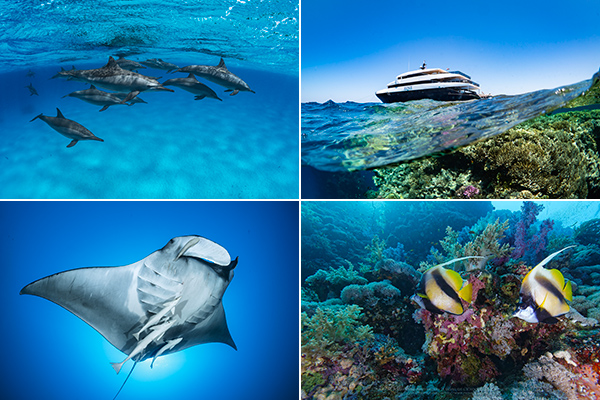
230 90 239 96
67 140 78 148
194 95 206 100
122 91 141 103
99 105 110 112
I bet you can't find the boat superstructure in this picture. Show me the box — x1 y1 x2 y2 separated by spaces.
376 62 482 103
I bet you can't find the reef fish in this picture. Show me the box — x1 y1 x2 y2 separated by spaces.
21 235 238 397
513 246 574 324
163 73 222 101
30 108 104 147
175 58 254 95
141 58 180 73
414 256 484 315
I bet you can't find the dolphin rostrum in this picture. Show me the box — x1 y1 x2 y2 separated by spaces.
20 235 238 396
25 83 39 96
175 58 255 95
63 85 131 112
51 57 174 100
30 108 104 147
141 58 180 73
163 74 222 101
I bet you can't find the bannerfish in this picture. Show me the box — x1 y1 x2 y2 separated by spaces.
513 246 575 324
413 256 484 315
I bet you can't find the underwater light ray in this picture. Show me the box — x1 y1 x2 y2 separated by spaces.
301 73 597 172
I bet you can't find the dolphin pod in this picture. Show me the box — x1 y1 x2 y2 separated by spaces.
31 55 254 147
175 58 255 96
30 108 104 148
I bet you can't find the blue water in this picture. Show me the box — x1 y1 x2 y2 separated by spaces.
0 0 299 199
301 74 597 172
0 201 299 400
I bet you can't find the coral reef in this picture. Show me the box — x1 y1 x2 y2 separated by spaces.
471 382 503 400
305 263 368 301
301 201 600 399
372 110 600 199
575 219 600 245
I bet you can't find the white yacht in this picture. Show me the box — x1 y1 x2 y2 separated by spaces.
376 62 482 103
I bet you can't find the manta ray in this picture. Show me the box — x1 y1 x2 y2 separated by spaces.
21 235 238 398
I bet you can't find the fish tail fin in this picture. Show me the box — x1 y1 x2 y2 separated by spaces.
563 280 573 302
110 361 124 374
459 282 473 303
112 362 136 400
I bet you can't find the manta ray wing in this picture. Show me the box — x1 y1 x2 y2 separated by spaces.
20 235 238 364
20 263 145 353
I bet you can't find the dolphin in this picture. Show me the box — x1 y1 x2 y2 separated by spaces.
25 83 39 96
20 235 238 396
175 58 255 95
115 55 146 72
63 85 130 112
141 58 180 73
51 57 174 99
26 69 35 77
30 108 104 147
163 74 222 101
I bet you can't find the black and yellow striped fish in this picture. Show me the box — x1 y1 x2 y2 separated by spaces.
415 256 484 315
513 246 574 324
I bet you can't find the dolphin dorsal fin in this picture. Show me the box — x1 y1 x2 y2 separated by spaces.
90 85 96 89
56 108 65 119
217 58 227 69
105 57 120 69
159 58 164 62
60 67 66 71
187 73 196 79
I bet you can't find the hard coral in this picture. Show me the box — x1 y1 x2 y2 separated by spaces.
372 110 600 198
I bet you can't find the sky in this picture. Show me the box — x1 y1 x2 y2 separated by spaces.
302 0 600 102
0 201 298 400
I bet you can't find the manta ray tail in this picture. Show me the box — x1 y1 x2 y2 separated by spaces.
112 361 137 400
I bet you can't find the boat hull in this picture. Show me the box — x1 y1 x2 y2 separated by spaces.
376 87 480 103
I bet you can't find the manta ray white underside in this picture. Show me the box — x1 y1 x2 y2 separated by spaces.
21 235 238 374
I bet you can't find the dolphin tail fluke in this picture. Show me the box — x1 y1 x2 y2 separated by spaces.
29 113 43 122
67 140 78 148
